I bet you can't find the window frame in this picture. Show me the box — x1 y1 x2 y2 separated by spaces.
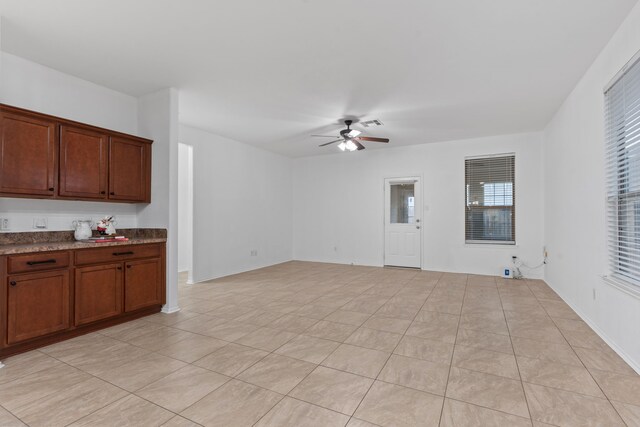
464 154 516 245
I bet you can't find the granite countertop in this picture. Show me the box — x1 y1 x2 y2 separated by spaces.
0 228 167 256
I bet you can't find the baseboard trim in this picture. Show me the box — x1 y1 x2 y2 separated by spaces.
545 278 640 375
161 305 181 314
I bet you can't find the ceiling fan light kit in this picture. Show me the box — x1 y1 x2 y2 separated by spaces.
313 119 390 152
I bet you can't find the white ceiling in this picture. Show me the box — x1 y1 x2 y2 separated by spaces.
0 0 637 157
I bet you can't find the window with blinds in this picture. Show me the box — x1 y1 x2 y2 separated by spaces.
605 52 640 287
465 155 515 244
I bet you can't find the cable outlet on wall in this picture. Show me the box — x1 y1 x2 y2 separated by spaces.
33 218 48 229
0 218 9 231
250 249 258 256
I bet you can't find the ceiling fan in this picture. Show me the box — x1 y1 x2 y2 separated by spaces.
312 120 389 151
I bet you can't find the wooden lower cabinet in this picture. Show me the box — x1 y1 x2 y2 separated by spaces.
1 243 165 357
75 263 123 326
7 270 70 344
125 258 162 312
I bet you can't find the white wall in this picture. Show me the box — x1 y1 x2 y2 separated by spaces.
138 89 180 313
543 2 640 371
179 125 293 282
293 132 545 278
0 52 139 231
177 143 192 273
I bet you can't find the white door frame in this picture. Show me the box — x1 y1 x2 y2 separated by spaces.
383 174 424 269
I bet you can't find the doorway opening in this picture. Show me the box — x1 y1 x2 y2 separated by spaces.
384 177 422 268
178 143 194 285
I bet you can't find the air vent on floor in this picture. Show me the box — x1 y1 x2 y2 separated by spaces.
360 119 383 127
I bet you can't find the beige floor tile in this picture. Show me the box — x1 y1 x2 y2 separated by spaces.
304 320 359 342
406 319 458 344
66 341 151 375
234 309 284 327
156 334 228 363
440 398 533 427
322 344 390 378
562 329 611 351
69 395 172 426
517 356 604 397
446 367 529 418
144 310 201 326
459 312 510 335
452 345 520 379
611 400 640 427
267 314 318 333
161 416 201 427
194 342 268 376
11 377 127 427
344 327 402 352
289 366 372 415
346 418 379 427
507 317 567 344
455 328 513 354
393 335 454 365
136 365 229 412
362 314 412 334
180 379 282 427
511 336 582 366
128 327 197 351
295 304 337 319
235 327 298 351
274 335 340 364
324 310 371 326
0 406 24 426
94 352 187 392
237 353 316 394
378 354 449 395
590 369 640 406
202 321 258 341
0 363 91 412
255 396 349 427
524 382 625 427
0 351 64 385
573 346 638 376
354 381 443 427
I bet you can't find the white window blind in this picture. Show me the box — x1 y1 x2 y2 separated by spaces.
465 155 515 244
605 53 640 287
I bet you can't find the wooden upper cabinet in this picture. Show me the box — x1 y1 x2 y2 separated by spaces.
0 110 57 196
109 136 151 202
59 125 108 199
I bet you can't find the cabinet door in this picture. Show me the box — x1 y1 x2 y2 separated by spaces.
124 258 162 312
7 270 70 344
109 136 150 202
0 111 57 196
75 263 123 326
59 125 108 199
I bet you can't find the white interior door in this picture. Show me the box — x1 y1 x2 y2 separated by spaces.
384 177 421 268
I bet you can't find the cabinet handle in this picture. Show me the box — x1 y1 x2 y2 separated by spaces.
113 251 134 256
126 265 132 269
48 187 54 191
117 266 123 270
100 191 106 195
9 281 16 286
26 259 57 266
110 192 115 195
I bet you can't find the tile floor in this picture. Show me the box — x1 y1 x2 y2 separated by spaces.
0 261 638 426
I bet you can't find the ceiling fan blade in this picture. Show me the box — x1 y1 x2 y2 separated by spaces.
357 136 389 143
319 139 342 147
354 140 366 150
311 135 340 138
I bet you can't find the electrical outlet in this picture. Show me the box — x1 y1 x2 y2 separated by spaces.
0 218 9 231
250 249 258 256
32 218 48 229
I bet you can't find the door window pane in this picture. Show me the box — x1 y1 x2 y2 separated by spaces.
390 183 415 224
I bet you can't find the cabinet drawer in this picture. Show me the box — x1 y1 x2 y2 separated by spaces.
75 244 162 266
7 251 70 274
